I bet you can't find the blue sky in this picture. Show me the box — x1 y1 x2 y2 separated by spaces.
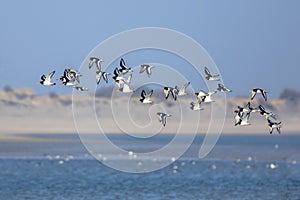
0 0 299 98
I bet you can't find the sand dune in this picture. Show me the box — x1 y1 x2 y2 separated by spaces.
0 88 299 139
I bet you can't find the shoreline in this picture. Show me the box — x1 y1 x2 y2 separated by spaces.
0 134 299 162
1 131 299 143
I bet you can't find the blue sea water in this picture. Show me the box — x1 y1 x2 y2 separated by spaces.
0 134 300 199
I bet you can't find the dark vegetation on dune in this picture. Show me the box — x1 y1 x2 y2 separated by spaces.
280 88 300 101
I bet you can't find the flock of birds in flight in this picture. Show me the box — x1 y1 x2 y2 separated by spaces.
38 57 283 134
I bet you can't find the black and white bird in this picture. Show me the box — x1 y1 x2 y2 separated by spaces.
240 112 251 126
111 67 131 90
157 112 172 127
73 86 88 91
111 68 125 88
119 74 134 93
234 102 259 126
112 68 124 82
234 110 251 126
140 89 153 104
58 69 79 87
204 67 220 81
62 79 77 87
237 102 259 114
38 71 56 86
217 83 232 93
258 105 276 120
176 82 190 96
267 119 282 134
195 90 216 103
139 64 154 77
203 90 217 103
251 88 268 101
95 71 110 84
90 57 108 84
234 110 243 126
119 58 133 75
89 57 103 70
67 68 82 83
195 90 209 99
190 101 204 111
163 86 178 100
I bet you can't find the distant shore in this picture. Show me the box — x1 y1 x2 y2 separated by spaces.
0 88 299 140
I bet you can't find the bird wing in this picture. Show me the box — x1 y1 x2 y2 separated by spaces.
244 102 251 110
179 82 190 94
170 89 177 100
114 68 120 76
234 112 242 126
89 57 99 68
217 83 224 90
121 83 130 93
258 105 266 113
204 67 211 76
208 90 217 96
41 74 46 81
74 86 86 91
212 74 220 78
102 72 109 83
49 70 55 78
276 127 281 134
157 112 163 121
75 76 80 83
146 65 152 76
63 69 73 81
270 113 277 120
240 112 250 125
267 119 273 125
96 73 101 84
45 71 55 82
112 68 121 80
115 80 124 88
190 102 195 110
197 95 206 103
148 90 154 97
141 90 146 99
88 58 94 68
126 74 132 84
250 90 257 100
269 127 273 134
120 58 127 70
198 90 208 97
163 87 170 99
245 112 250 121
139 65 147 73
162 115 167 126
262 91 268 101
96 60 102 71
